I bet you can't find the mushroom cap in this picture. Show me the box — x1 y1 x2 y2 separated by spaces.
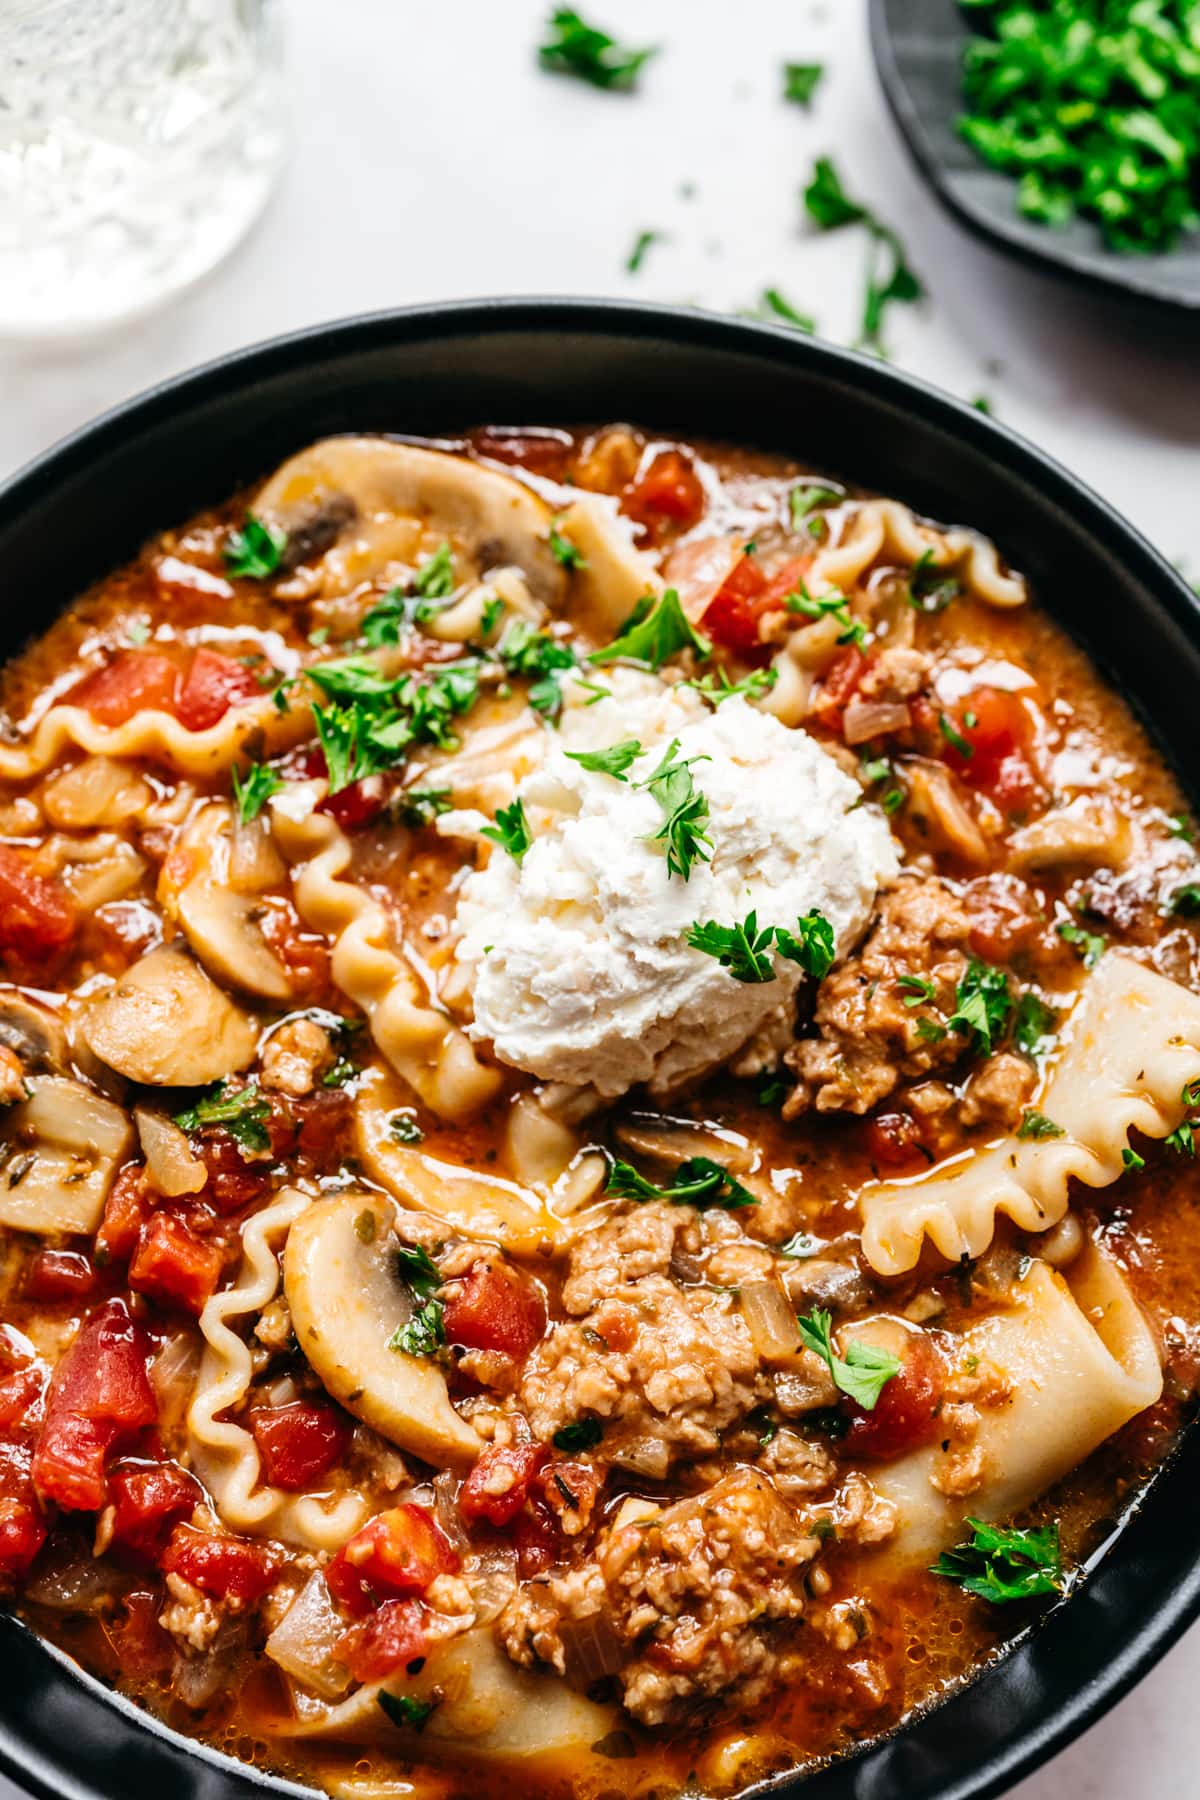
82 946 260 1086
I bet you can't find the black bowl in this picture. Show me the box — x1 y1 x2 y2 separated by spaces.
1 298 1199 1800
869 0 1200 312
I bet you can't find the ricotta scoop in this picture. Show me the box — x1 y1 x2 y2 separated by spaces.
452 672 899 1098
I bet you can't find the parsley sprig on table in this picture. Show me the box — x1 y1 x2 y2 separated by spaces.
605 1155 756 1210
803 157 923 354
957 0 1200 255
932 1517 1063 1604
538 7 658 90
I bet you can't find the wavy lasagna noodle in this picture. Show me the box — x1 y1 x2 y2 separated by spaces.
0 425 1196 1800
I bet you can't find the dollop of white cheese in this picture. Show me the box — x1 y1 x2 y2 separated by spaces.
452 671 899 1098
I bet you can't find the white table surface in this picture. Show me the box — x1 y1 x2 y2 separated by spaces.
2 1 1199 1795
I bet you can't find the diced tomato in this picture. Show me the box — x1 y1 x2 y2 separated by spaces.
300 747 388 832
622 450 706 532
333 1597 427 1684
442 1258 547 1362
161 1523 283 1607
25 1248 99 1304
699 551 813 661
939 686 1043 815
864 1111 928 1175
290 1087 352 1163
96 1165 154 1266
191 1131 269 1215
0 1364 46 1431
174 648 262 733
844 1331 945 1460
0 846 76 962
0 1496 45 1578
108 1461 199 1565
249 1400 349 1491
325 1505 458 1617
31 1299 157 1512
69 652 179 727
458 1443 548 1528
810 646 869 735
106 1590 174 1677
128 1213 223 1316
964 875 1037 963
513 1496 558 1578
537 1458 603 1529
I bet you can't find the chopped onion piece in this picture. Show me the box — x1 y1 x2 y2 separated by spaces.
842 699 911 745
264 1573 351 1700
135 1107 208 1196
739 1280 802 1363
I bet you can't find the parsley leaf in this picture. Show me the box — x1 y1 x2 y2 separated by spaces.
395 786 451 828
909 547 962 612
482 798 533 863
932 1517 1062 1605
775 909 837 980
174 1081 271 1156
553 1418 603 1452
393 1243 442 1301
687 911 779 983
388 1244 445 1357
538 7 657 91
803 155 867 229
1013 991 1057 1059
548 521 586 569
566 738 642 781
897 974 936 1007
789 483 843 535
1167 1121 1195 1157
685 666 778 706
785 580 867 648
499 618 578 719
224 513 286 580
1122 1146 1146 1173
231 761 283 824
938 711 974 757
1171 884 1200 916
1057 919 1106 967
390 1111 424 1145
783 62 824 106
796 1307 901 1411
378 1692 436 1733
947 958 1012 1054
605 1155 756 1211
412 543 455 599
753 287 816 333
589 588 711 671
636 738 712 880
626 228 664 273
802 157 922 352
1017 1110 1065 1140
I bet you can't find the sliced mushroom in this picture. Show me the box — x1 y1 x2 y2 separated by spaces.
904 761 990 867
1008 797 1133 873
0 990 67 1074
0 1076 132 1234
355 1071 563 1254
555 493 663 638
135 1107 208 1196
615 1112 755 1175
82 946 260 1086
169 803 292 1004
283 1190 480 1468
253 437 567 606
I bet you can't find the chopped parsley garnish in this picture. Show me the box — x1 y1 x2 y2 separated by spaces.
756 1071 789 1108
1122 1146 1146 1173
687 911 779 983
947 958 1012 1054
783 61 824 106
897 974 936 1007
957 0 1200 255
796 1308 901 1412
785 581 868 648
390 1110 424 1145
378 1692 437 1733
859 752 906 815
1167 1121 1195 1156
566 737 642 781
685 665 778 706
480 596 505 639
1170 884 1200 916
321 1056 358 1090
753 287 816 333
932 1517 1063 1605
635 738 712 880
499 618 579 718
1057 919 1106 967
389 1244 445 1357
775 909 837 980
1017 1110 1065 1140
553 1418 604 1452
626 228 664 273
1169 815 1194 841
938 712 974 757
972 394 994 415
1013 991 1058 1058
548 521 587 569
395 786 452 828
482 797 533 863
802 157 923 353
789 483 843 535
916 1017 947 1043
309 661 480 793
605 1154 756 1211
224 513 286 580
909 547 963 612
231 760 284 824
589 588 711 671
174 1081 271 1156
538 7 657 90
412 542 455 599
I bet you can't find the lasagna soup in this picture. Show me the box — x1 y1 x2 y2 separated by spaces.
0 424 1198 1798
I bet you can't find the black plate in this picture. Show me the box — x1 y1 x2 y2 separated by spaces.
869 0 1200 312
1 298 1199 1800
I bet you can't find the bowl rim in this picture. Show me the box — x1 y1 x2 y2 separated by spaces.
1 294 1199 1800
866 0 1200 314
